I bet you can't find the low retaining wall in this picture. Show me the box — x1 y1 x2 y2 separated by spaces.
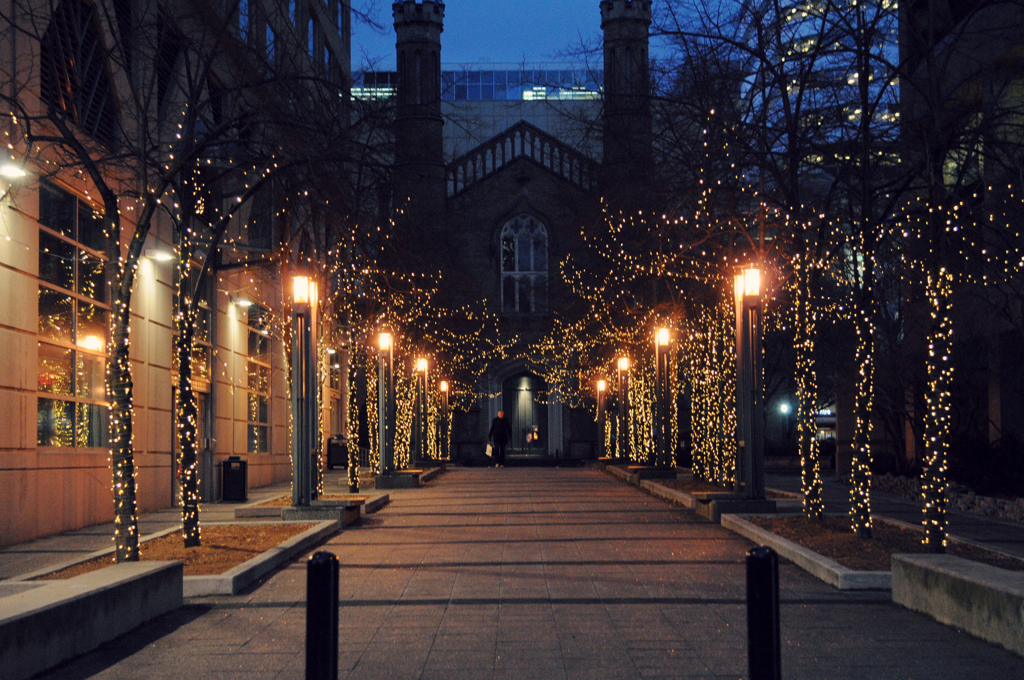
892 553 1024 657
722 514 891 590
185 520 338 596
0 561 182 680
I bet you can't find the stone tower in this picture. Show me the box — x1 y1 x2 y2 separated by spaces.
600 0 653 200
393 1 446 229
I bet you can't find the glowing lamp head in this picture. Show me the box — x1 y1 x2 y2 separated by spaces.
743 268 761 297
618 356 629 371
657 328 671 346
439 380 449 393
416 358 428 371
0 162 27 179
597 379 607 392
779 403 791 415
145 248 175 262
378 332 392 351
231 294 252 308
292 275 311 305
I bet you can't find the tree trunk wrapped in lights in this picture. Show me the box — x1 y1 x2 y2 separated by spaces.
175 289 202 547
686 302 737 485
346 361 360 493
849 305 875 538
793 258 824 519
921 269 955 553
110 282 140 562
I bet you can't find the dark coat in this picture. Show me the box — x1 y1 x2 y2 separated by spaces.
489 416 512 445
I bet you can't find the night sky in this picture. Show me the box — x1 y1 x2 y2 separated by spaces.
351 0 605 68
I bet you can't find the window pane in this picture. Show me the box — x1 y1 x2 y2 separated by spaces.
195 307 211 344
518 278 532 313
38 397 74 446
517 234 531 271
76 402 108 448
78 203 106 252
533 237 547 272
39 287 74 343
248 424 268 453
502 276 516 312
247 361 269 393
77 250 106 303
248 392 268 424
76 302 107 349
39 232 75 290
533 276 547 313
38 183 76 239
248 331 269 364
192 345 210 382
76 351 106 400
501 235 515 272
39 343 74 395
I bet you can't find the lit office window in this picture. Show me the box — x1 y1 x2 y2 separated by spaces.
37 182 109 448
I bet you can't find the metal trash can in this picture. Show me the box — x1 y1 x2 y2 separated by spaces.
222 455 247 501
327 436 347 469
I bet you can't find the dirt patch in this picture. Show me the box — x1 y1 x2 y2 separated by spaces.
748 516 1024 572
36 523 315 579
258 494 367 508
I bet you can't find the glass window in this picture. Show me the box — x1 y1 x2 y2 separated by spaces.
37 182 110 449
247 304 271 453
499 215 548 315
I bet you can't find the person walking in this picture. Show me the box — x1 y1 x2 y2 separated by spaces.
488 410 512 467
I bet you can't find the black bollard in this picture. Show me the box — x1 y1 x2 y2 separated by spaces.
306 551 339 680
746 545 781 680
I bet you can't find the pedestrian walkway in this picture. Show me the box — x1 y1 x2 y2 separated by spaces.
14 467 1024 679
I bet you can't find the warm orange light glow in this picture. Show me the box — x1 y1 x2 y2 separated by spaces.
618 356 630 371
439 381 449 392
597 379 607 392
78 335 104 352
743 268 761 297
292 276 311 305
379 332 392 351
657 328 670 346
416 358 428 371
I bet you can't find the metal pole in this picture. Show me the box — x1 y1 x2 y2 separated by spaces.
306 551 339 680
597 387 606 458
292 311 311 507
748 299 765 500
377 350 386 476
619 369 629 460
735 286 748 495
386 345 395 472
306 309 318 500
746 546 781 680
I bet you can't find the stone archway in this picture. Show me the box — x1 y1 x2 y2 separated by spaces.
501 371 549 458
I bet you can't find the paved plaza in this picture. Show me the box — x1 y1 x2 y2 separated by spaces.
11 467 1024 679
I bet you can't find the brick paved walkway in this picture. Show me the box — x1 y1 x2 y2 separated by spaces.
23 467 1024 679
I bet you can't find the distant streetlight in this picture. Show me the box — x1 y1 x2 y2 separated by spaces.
654 328 673 468
291 274 319 506
734 266 765 500
617 356 630 460
377 332 395 475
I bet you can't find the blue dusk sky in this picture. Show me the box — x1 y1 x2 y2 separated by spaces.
351 0 606 68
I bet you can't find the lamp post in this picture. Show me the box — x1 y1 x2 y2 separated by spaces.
597 379 607 458
377 332 395 475
414 357 429 466
654 328 673 468
734 267 765 500
439 380 449 461
291 275 319 506
617 357 630 460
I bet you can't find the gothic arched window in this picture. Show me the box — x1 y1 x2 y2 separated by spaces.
500 215 547 314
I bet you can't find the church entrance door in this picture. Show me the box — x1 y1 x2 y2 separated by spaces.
501 372 548 458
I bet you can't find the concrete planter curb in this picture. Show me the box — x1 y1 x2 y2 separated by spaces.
893 553 1024 657
0 561 182 680
605 464 633 484
639 479 697 509
721 514 892 591
184 520 338 596
234 492 390 519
